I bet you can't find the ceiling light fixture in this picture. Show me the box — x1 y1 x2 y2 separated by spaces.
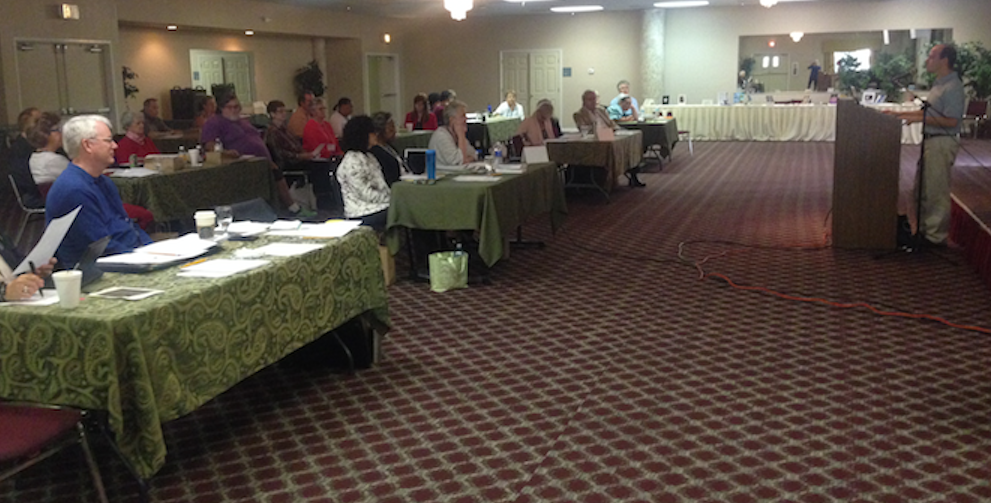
444 0 473 21
383 33 391 44
759 0 778 7
653 1 709 7
790 32 803 42
245 30 254 36
166 25 177 31
550 5 604 13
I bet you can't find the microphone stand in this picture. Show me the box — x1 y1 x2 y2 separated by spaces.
909 100 931 252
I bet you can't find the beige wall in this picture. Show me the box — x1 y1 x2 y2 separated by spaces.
119 26 317 119
0 0 123 123
399 11 644 127
665 0 991 103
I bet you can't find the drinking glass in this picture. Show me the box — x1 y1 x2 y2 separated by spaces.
216 205 233 235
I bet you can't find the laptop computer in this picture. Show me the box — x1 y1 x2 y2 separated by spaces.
404 148 428 175
43 235 109 290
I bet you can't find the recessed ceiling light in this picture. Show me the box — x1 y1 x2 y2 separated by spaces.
166 25 177 31
550 5 604 13
245 30 254 36
653 1 709 7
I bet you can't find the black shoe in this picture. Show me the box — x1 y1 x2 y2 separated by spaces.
629 176 646 188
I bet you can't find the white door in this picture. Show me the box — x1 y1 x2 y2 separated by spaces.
528 50 562 114
223 53 254 104
500 51 530 111
192 53 225 93
190 50 254 102
63 43 112 115
365 54 400 119
15 42 62 113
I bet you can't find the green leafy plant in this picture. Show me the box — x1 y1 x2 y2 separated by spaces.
957 42 991 101
871 51 914 102
836 55 869 96
122 66 139 101
293 60 326 100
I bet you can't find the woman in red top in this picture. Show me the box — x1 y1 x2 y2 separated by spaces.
301 98 341 158
404 93 438 131
115 111 160 165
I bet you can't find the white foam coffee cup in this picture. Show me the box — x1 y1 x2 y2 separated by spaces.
188 148 201 165
405 122 414 131
194 210 216 239
52 270 83 309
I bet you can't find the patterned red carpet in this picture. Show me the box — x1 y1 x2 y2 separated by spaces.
5 141 991 502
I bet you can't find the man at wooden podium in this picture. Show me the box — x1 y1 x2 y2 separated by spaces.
885 44 965 247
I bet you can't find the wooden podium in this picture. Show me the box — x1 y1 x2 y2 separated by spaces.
832 99 902 249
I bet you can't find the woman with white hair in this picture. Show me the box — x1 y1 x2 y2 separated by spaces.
115 110 160 165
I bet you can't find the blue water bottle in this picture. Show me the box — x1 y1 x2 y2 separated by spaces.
426 149 436 180
487 104 493 115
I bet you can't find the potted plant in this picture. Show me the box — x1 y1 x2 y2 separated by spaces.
122 66 139 109
293 60 326 100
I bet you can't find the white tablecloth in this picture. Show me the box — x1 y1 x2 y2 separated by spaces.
641 104 922 144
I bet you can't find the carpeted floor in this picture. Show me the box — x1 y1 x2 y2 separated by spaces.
4 141 991 502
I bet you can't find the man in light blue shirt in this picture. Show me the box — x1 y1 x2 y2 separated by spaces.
885 44 965 246
608 95 638 122
610 80 640 117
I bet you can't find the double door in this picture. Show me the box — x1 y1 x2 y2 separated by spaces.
500 50 562 116
16 40 114 118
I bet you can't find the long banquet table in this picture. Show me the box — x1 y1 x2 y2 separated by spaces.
617 118 679 159
641 103 922 144
0 229 389 478
391 130 433 154
467 116 522 153
545 130 644 194
110 158 277 223
386 162 567 267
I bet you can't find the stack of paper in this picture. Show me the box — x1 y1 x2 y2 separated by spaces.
109 168 159 178
98 233 216 268
267 220 362 239
225 221 272 237
234 243 324 258
452 175 501 183
178 259 270 278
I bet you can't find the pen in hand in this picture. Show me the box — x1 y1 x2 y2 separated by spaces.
28 261 44 298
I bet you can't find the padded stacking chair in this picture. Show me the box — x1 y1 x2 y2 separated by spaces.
963 100 987 139
0 403 108 503
8 174 45 245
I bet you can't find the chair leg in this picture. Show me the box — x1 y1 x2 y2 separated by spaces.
15 212 29 245
76 423 110 503
688 134 694 155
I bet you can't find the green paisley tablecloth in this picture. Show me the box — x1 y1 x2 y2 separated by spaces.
545 130 643 193
385 162 567 266
0 228 389 478
111 159 277 223
391 130 433 154
467 116 522 153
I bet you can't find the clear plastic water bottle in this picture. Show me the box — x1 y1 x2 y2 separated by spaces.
454 242 465 257
178 145 187 163
214 137 223 152
492 142 503 168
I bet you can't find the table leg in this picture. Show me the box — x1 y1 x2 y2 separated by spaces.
510 225 545 249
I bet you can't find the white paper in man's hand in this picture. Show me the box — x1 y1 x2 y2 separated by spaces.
312 144 326 159
10 206 81 279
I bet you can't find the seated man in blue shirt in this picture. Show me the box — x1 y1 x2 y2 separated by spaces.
46 115 151 268
607 94 639 123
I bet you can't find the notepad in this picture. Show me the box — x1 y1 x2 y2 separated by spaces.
267 220 362 238
177 259 270 278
